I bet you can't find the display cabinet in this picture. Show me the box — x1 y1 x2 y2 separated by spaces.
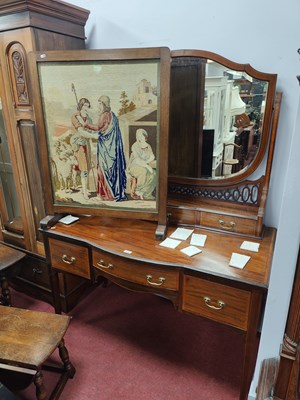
0 0 90 311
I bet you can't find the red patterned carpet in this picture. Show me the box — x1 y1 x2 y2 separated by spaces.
10 282 245 399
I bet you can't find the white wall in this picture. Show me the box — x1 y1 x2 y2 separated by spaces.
69 0 300 397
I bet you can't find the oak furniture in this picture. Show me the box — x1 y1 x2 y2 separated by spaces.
0 243 25 306
0 305 75 400
0 0 90 311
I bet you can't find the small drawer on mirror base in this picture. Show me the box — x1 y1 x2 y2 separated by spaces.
182 275 251 331
200 211 257 236
48 238 90 279
167 206 197 226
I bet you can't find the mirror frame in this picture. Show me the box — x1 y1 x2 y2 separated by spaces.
168 49 277 187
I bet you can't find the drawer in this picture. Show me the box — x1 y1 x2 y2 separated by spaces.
18 255 51 288
92 248 179 291
182 275 251 330
200 211 257 235
49 238 90 279
167 206 197 226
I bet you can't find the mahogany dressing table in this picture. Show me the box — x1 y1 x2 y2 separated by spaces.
30 48 281 400
41 215 276 400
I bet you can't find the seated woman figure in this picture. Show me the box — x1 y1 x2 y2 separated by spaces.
128 128 156 200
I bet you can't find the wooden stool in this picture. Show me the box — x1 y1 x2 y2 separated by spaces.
0 244 26 306
0 306 75 400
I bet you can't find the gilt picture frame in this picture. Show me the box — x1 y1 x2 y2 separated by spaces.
29 48 170 237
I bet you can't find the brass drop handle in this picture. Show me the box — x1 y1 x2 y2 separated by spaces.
97 259 113 269
32 268 43 275
203 296 226 310
146 274 165 286
219 219 236 231
62 254 76 264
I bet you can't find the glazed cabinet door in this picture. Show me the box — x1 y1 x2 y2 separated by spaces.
0 94 23 243
0 1 89 255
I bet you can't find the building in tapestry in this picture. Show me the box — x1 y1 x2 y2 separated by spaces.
133 79 157 107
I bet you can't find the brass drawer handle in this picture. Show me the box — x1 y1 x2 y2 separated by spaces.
62 254 76 265
97 259 113 269
146 274 165 286
203 296 226 310
219 219 236 231
32 268 43 275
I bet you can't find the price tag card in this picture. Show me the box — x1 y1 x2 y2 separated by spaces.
59 215 79 225
170 228 194 241
190 233 207 247
229 253 251 269
159 238 181 249
181 246 202 257
240 241 260 252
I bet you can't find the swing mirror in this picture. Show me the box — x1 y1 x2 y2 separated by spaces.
168 50 277 185
167 50 279 238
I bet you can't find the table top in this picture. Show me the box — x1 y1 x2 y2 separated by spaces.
0 306 70 368
0 244 26 272
46 215 277 289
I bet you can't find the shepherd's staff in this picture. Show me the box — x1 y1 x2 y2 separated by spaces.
71 83 80 110
71 83 97 191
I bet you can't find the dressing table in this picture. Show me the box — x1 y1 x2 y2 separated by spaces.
42 216 275 400
31 48 281 400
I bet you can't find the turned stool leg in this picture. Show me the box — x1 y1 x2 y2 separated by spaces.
0 276 12 306
34 370 47 400
58 339 76 378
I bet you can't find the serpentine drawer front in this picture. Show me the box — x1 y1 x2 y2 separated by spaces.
92 248 179 291
49 238 90 279
182 275 251 330
200 212 257 236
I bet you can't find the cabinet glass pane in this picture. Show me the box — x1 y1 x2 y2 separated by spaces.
0 96 23 233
